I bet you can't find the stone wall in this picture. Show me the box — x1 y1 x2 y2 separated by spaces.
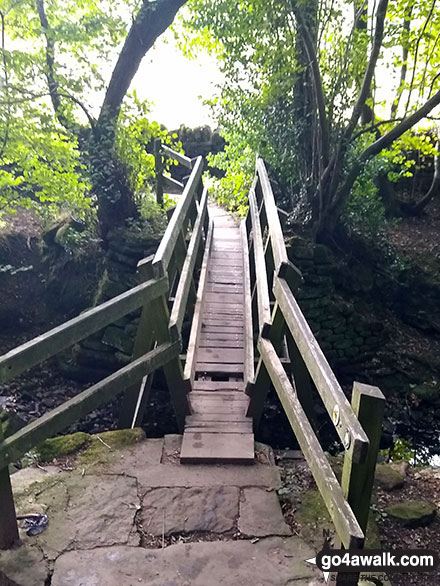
287 237 385 374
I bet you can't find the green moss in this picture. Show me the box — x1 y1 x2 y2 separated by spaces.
411 381 440 403
385 500 436 527
297 490 331 524
365 511 382 549
78 428 145 465
36 432 91 462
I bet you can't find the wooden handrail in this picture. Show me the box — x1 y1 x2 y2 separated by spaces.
0 341 180 469
259 337 364 549
0 276 168 383
153 155 204 277
274 276 369 464
169 186 209 339
162 144 193 169
248 184 272 337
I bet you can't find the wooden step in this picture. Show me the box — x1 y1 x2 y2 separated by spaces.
180 432 254 464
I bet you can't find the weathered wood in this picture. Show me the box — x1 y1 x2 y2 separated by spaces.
154 137 164 206
256 158 302 291
169 186 208 339
118 256 159 429
246 303 286 429
336 383 385 586
180 432 254 464
162 144 193 169
195 363 244 374
274 277 369 464
248 185 272 337
199 338 244 349
197 348 244 363
153 156 203 276
0 276 168 383
151 294 191 432
162 174 184 194
241 221 255 392
201 318 244 328
342 382 385 532
185 421 253 433
184 218 214 385
259 337 364 549
0 341 180 469
285 331 315 429
0 425 19 549
192 380 245 391
200 325 244 334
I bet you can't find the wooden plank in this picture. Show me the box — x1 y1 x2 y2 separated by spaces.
0 341 180 469
200 325 243 334
248 185 271 338
259 337 364 549
162 144 193 169
203 303 244 313
186 413 250 423
255 158 302 290
199 339 244 349
193 381 245 391
206 284 243 293
162 174 184 194
185 422 253 434
183 217 214 385
180 432 254 464
190 391 249 402
169 186 208 338
241 221 254 391
0 276 168 383
274 277 369 464
195 363 244 374
197 348 244 363
153 156 203 276
202 319 244 328
205 292 243 304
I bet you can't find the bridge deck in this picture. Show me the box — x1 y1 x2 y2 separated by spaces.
180 206 254 464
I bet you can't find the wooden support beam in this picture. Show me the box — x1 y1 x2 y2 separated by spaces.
154 137 164 206
0 341 180 469
336 382 386 586
0 276 168 383
0 425 19 550
274 276 369 464
258 337 364 550
246 303 285 428
285 331 315 429
162 174 184 194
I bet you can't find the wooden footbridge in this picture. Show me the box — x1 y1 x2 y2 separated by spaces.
0 144 386 583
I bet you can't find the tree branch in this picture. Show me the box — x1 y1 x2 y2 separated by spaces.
344 0 388 141
36 0 61 115
98 0 187 126
290 0 330 166
390 2 412 119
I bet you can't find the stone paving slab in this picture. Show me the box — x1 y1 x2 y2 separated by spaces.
51 537 324 586
239 488 292 537
0 545 48 586
136 462 281 490
140 486 239 535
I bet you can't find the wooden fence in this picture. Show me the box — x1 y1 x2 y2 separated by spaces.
0 144 210 549
243 158 385 578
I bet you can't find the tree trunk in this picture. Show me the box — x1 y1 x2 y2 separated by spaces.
91 0 187 237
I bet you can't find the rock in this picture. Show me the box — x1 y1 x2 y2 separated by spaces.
0 409 26 438
385 500 436 527
239 487 291 537
0 545 48 586
375 462 408 491
51 537 319 586
35 431 90 463
140 486 239 535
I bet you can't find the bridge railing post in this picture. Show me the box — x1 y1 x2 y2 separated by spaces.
154 137 164 207
335 381 386 586
0 424 19 549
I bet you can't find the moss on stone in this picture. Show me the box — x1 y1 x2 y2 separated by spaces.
297 490 331 525
385 500 436 527
78 428 145 465
36 432 91 463
411 381 440 404
375 462 407 491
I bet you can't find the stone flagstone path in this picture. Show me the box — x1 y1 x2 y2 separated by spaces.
0 430 324 586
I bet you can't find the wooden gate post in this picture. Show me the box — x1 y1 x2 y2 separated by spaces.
335 381 386 586
0 425 19 549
